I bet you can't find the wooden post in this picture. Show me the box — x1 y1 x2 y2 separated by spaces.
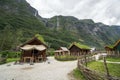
32 49 34 63
118 51 120 56
103 57 110 80
20 50 23 62
117 51 119 56
24 57 25 63
84 52 87 67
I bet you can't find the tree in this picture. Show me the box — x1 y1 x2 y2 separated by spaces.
0 24 14 50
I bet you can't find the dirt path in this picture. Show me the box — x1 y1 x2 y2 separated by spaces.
0 57 77 80
99 60 120 64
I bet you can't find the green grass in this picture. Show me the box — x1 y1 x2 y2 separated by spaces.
69 42 91 50
35 34 45 44
73 68 86 80
0 58 20 65
55 55 77 61
87 61 120 77
106 57 120 62
106 45 114 49
7 58 20 63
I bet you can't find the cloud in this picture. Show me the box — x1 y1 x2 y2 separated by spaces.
26 0 120 25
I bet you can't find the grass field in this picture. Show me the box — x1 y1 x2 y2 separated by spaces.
7 58 20 63
87 61 120 77
73 68 86 80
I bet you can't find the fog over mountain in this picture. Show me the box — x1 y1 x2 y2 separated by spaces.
26 0 120 25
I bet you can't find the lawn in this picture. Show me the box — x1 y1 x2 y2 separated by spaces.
87 61 120 77
73 68 86 80
106 57 120 62
7 58 20 63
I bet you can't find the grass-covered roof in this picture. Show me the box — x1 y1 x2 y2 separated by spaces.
69 42 91 50
106 45 114 49
20 34 47 47
35 34 45 43
105 40 120 49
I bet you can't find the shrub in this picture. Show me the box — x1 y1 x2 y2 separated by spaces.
47 48 55 56
55 55 77 61
0 51 21 58
0 51 21 64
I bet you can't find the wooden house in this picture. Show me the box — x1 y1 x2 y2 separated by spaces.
54 47 70 56
20 35 47 63
69 42 91 56
105 40 120 56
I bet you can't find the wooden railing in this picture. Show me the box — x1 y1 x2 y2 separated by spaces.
77 56 120 80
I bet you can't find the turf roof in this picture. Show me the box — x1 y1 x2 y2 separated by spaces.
105 40 120 49
35 34 45 43
107 45 114 49
70 42 91 50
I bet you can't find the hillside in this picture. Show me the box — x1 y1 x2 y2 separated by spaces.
0 0 47 50
0 0 120 50
0 0 79 50
44 16 120 48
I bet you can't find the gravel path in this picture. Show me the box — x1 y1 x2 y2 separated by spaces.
99 60 120 64
0 57 77 80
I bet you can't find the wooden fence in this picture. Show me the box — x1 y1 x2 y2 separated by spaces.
77 56 120 80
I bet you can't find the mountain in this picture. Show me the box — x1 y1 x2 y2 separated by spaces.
44 15 120 48
0 0 47 50
0 0 120 50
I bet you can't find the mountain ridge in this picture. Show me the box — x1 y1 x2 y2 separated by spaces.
43 15 120 48
0 0 120 50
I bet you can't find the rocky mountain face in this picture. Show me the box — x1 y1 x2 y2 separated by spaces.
0 0 120 50
44 16 120 48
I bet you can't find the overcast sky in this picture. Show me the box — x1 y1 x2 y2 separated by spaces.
26 0 120 25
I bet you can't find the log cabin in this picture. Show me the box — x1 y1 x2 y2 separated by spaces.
105 40 120 56
69 42 91 56
20 35 47 63
54 47 70 56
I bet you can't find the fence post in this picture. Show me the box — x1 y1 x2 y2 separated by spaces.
84 54 87 67
103 57 110 80
77 59 79 67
